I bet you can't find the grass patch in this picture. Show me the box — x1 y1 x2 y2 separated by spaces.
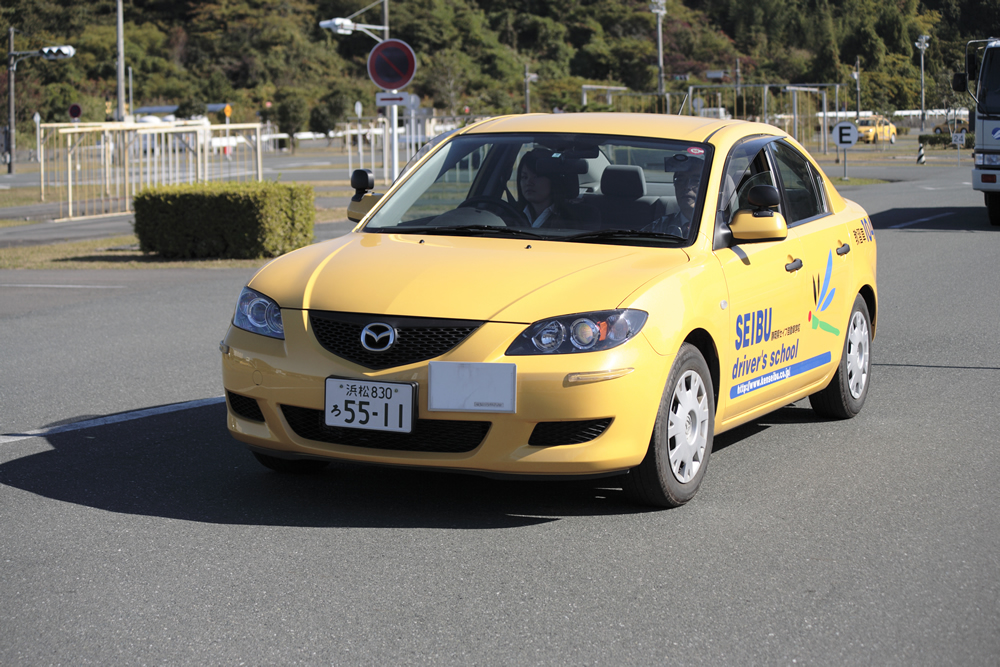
0 218 43 228
832 178 890 186
0 235 270 270
0 187 43 208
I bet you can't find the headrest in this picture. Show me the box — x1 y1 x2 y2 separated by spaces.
601 165 647 198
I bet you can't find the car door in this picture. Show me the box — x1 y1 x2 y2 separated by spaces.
714 138 807 422
768 140 854 391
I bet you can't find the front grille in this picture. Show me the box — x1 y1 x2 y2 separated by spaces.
529 418 613 447
309 311 483 370
281 404 490 453
227 391 266 422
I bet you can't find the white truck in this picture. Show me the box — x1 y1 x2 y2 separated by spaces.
954 38 1000 225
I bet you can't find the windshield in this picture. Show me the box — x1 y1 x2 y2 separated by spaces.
363 133 713 246
977 47 1000 115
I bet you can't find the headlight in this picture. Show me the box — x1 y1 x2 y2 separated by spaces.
506 309 647 355
976 153 1000 166
233 287 284 339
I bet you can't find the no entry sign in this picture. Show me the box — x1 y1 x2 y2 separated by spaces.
367 39 417 91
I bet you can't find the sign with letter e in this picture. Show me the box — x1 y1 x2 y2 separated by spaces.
831 121 859 148
367 39 417 91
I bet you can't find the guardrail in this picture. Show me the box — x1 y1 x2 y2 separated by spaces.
39 121 263 221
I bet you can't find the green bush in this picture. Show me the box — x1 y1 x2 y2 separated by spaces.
918 132 975 149
134 182 314 259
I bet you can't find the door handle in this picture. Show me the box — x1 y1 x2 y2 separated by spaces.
836 243 850 256
785 258 803 272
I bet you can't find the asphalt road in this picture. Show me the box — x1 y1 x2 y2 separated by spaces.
1 155 998 664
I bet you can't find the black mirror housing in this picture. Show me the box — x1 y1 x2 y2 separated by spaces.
952 72 968 93
351 169 375 201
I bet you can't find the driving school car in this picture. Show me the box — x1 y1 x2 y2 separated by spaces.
221 113 877 507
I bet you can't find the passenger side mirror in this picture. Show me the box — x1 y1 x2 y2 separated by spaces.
952 72 968 93
348 169 380 223
730 185 787 242
347 192 382 222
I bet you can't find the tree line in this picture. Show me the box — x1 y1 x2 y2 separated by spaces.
2 0 994 140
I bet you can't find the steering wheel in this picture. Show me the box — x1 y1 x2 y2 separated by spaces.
457 196 528 226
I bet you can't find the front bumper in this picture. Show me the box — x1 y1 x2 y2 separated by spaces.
220 312 672 476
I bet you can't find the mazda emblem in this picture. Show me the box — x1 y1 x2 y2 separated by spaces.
360 323 396 352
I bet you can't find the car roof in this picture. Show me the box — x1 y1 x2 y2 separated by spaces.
463 113 740 143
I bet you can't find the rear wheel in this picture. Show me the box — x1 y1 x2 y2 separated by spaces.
253 451 330 473
986 192 1000 227
889 133 896 144
809 295 872 419
623 344 715 508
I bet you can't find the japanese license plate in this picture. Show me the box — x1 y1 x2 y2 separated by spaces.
325 378 416 433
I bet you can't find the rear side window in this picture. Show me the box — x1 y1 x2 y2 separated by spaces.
769 142 825 224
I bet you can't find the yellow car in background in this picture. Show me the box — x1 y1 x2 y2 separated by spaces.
221 113 878 507
858 116 897 143
933 118 969 134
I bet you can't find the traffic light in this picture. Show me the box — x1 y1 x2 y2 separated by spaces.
39 45 76 60
105 100 113 116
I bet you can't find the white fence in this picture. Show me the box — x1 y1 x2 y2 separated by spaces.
39 120 263 220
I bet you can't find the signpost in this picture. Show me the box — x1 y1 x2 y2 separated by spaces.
952 130 966 166
831 121 859 180
367 39 417 181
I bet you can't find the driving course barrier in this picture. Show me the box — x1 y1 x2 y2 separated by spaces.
37 120 264 221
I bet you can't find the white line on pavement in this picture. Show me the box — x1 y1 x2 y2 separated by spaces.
1 397 225 445
0 284 125 289
889 212 955 228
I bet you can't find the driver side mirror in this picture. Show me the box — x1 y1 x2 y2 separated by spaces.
730 185 787 242
952 72 968 93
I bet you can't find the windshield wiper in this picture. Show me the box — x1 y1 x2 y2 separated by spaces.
565 229 686 243
414 225 546 238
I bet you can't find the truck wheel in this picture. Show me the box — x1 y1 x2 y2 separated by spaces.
987 193 1000 227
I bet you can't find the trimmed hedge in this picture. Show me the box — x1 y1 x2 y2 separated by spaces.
134 181 315 259
917 132 975 149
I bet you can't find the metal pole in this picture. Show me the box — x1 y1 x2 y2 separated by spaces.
391 98 399 180
855 57 861 121
655 10 665 99
116 0 126 121
822 89 828 154
7 27 15 175
129 66 133 118
920 48 926 132
524 64 531 113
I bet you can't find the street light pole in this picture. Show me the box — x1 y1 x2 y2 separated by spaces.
116 0 126 120
651 0 666 106
6 34 76 173
916 35 930 132
855 56 861 121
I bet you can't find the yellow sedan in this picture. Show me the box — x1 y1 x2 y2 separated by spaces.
221 113 878 507
933 118 969 134
858 116 897 143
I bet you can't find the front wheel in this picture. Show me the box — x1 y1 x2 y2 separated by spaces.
986 192 1000 227
623 344 715 508
809 294 872 419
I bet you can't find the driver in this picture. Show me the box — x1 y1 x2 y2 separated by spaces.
645 154 704 237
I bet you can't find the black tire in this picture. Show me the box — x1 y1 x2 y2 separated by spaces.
986 192 1000 227
809 294 872 419
623 343 715 508
253 451 330 473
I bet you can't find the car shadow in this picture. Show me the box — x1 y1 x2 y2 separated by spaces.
0 403 659 529
870 206 993 231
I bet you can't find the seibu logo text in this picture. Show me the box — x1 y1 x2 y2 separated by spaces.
735 308 772 350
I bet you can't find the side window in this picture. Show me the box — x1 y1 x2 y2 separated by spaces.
720 145 776 226
770 142 825 224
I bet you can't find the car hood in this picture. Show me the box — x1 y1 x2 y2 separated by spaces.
249 232 690 323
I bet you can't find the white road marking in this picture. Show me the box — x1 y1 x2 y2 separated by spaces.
889 212 955 228
0 396 225 445
0 284 125 289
